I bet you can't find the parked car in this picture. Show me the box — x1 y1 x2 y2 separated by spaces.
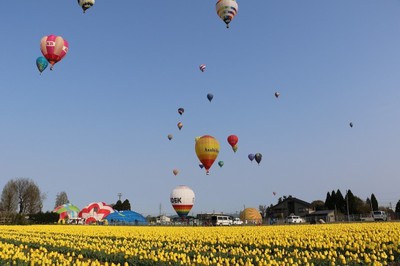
372 211 387 221
232 217 243 225
286 215 304 224
211 215 233 226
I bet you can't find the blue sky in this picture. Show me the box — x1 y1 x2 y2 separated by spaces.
0 1 399 216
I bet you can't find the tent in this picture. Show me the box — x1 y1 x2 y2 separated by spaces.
105 211 147 225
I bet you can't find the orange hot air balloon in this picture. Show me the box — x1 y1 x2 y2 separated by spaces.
177 122 183 130
195 135 220 175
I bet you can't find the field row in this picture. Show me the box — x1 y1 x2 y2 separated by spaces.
0 223 399 265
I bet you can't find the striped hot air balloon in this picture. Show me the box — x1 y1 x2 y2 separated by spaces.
216 0 238 28
199 64 206 72
40 35 69 70
195 135 220 175
170 185 195 218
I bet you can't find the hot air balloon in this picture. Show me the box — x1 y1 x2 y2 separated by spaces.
178 108 184 115
173 169 179 176
232 145 238 153
36 57 48 74
218 161 224 167
255 153 262 165
195 135 220 175
227 135 238 152
275 92 280 98
349 122 353 128
199 163 204 169
216 0 238 28
167 134 173 140
273 191 276 196
170 185 195 218
40 35 69 70
195 136 201 142
199 64 206 72
78 0 95 13
207 93 214 102
248 153 255 162
177 122 183 130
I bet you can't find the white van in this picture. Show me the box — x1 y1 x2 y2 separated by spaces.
372 211 387 221
211 215 233 226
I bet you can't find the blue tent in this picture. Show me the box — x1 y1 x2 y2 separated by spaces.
105 211 147 225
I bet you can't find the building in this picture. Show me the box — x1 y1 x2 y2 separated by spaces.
305 210 335 223
269 196 312 219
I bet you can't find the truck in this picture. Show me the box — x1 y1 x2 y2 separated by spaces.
372 211 387 221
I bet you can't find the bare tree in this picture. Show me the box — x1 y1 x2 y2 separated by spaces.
54 191 69 208
0 180 18 212
0 178 45 214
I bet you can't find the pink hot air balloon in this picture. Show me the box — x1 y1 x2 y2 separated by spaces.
78 202 114 224
40 35 69 70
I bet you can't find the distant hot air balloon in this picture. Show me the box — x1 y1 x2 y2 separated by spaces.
36 57 48 74
199 64 206 72
207 93 214 102
255 153 262 165
167 134 173 140
273 191 276 196
218 161 224 167
173 169 179 176
195 135 220 175
227 135 238 152
216 0 238 28
195 136 201 142
78 0 95 13
232 145 238 153
349 122 353 128
199 163 204 169
177 122 183 130
40 35 69 70
178 108 184 115
248 153 255 162
170 185 195 218
275 92 280 98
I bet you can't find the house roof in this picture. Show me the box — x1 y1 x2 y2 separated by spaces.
271 197 312 209
305 210 334 216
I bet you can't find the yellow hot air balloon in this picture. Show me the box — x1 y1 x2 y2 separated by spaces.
195 135 220 175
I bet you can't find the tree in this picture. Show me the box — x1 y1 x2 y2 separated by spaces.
259 205 267 218
54 191 69 208
0 181 18 212
122 199 131 211
336 190 346 214
324 192 332 209
0 178 45 214
371 194 378 211
113 200 123 211
345 190 356 214
310 200 325 211
395 200 400 213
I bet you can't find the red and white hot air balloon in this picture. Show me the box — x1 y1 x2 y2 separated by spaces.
78 202 114 224
40 35 69 70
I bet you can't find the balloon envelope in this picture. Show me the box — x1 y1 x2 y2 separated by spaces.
255 153 262 164
167 134 173 140
36 57 48 74
216 0 238 28
349 122 353 128
40 35 69 70
177 122 183 130
173 169 179 176
218 161 224 167
195 135 220 174
78 0 95 13
248 154 255 162
207 93 214 102
199 64 206 72
227 135 238 152
178 108 184 115
275 92 280 98
170 185 195 218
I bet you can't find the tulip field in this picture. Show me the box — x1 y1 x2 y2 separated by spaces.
0 223 399 265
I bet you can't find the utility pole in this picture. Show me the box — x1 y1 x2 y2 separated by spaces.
346 190 350 222
117 193 122 201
